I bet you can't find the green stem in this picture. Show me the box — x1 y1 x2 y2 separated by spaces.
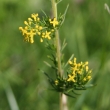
51 1 68 110
51 0 57 18
51 0 62 77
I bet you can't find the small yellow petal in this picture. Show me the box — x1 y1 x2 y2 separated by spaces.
40 38 43 42
24 21 28 25
86 66 89 72
85 62 88 65
87 76 91 80
19 27 23 30
39 26 42 30
68 61 72 65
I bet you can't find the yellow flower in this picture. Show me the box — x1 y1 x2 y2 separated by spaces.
42 32 45 38
24 35 29 42
68 61 73 65
28 18 33 21
19 13 58 44
35 25 39 29
86 66 89 72
24 26 28 30
77 63 81 67
19 27 23 30
38 26 43 30
22 29 28 35
40 38 43 42
67 74 76 82
27 30 36 43
87 76 91 80
83 78 86 81
29 36 34 43
85 62 88 65
31 13 39 21
49 18 59 27
24 21 28 25
78 70 82 74
74 58 76 63
37 32 41 35
37 17 40 21
45 31 51 39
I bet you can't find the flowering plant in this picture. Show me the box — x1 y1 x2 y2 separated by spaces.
19 0 93 109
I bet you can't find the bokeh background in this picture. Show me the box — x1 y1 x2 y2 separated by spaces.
0 0 110 110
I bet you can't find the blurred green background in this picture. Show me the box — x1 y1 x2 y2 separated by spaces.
0 0 110 110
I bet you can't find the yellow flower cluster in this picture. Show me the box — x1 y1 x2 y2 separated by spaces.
67 57 92 83
19 13 59 43
54 58 92 86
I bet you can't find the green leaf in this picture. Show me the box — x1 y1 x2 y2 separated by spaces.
64 54 74 68
60 4 69 26
61 39 67 52
64 93 76 98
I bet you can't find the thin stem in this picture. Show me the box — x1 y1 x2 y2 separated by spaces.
51 0 57 19
51 0 62 77
51 1 68 110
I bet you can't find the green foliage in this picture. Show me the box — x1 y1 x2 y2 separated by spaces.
0 0 110 110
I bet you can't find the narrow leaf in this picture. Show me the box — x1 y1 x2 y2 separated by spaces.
64 54 74 67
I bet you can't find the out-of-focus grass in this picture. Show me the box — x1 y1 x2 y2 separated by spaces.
0 0 110 110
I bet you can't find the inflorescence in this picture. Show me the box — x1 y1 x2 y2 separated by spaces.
48 57 92 96
19 13 59 43
19 12 93 98
67 57 92 84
